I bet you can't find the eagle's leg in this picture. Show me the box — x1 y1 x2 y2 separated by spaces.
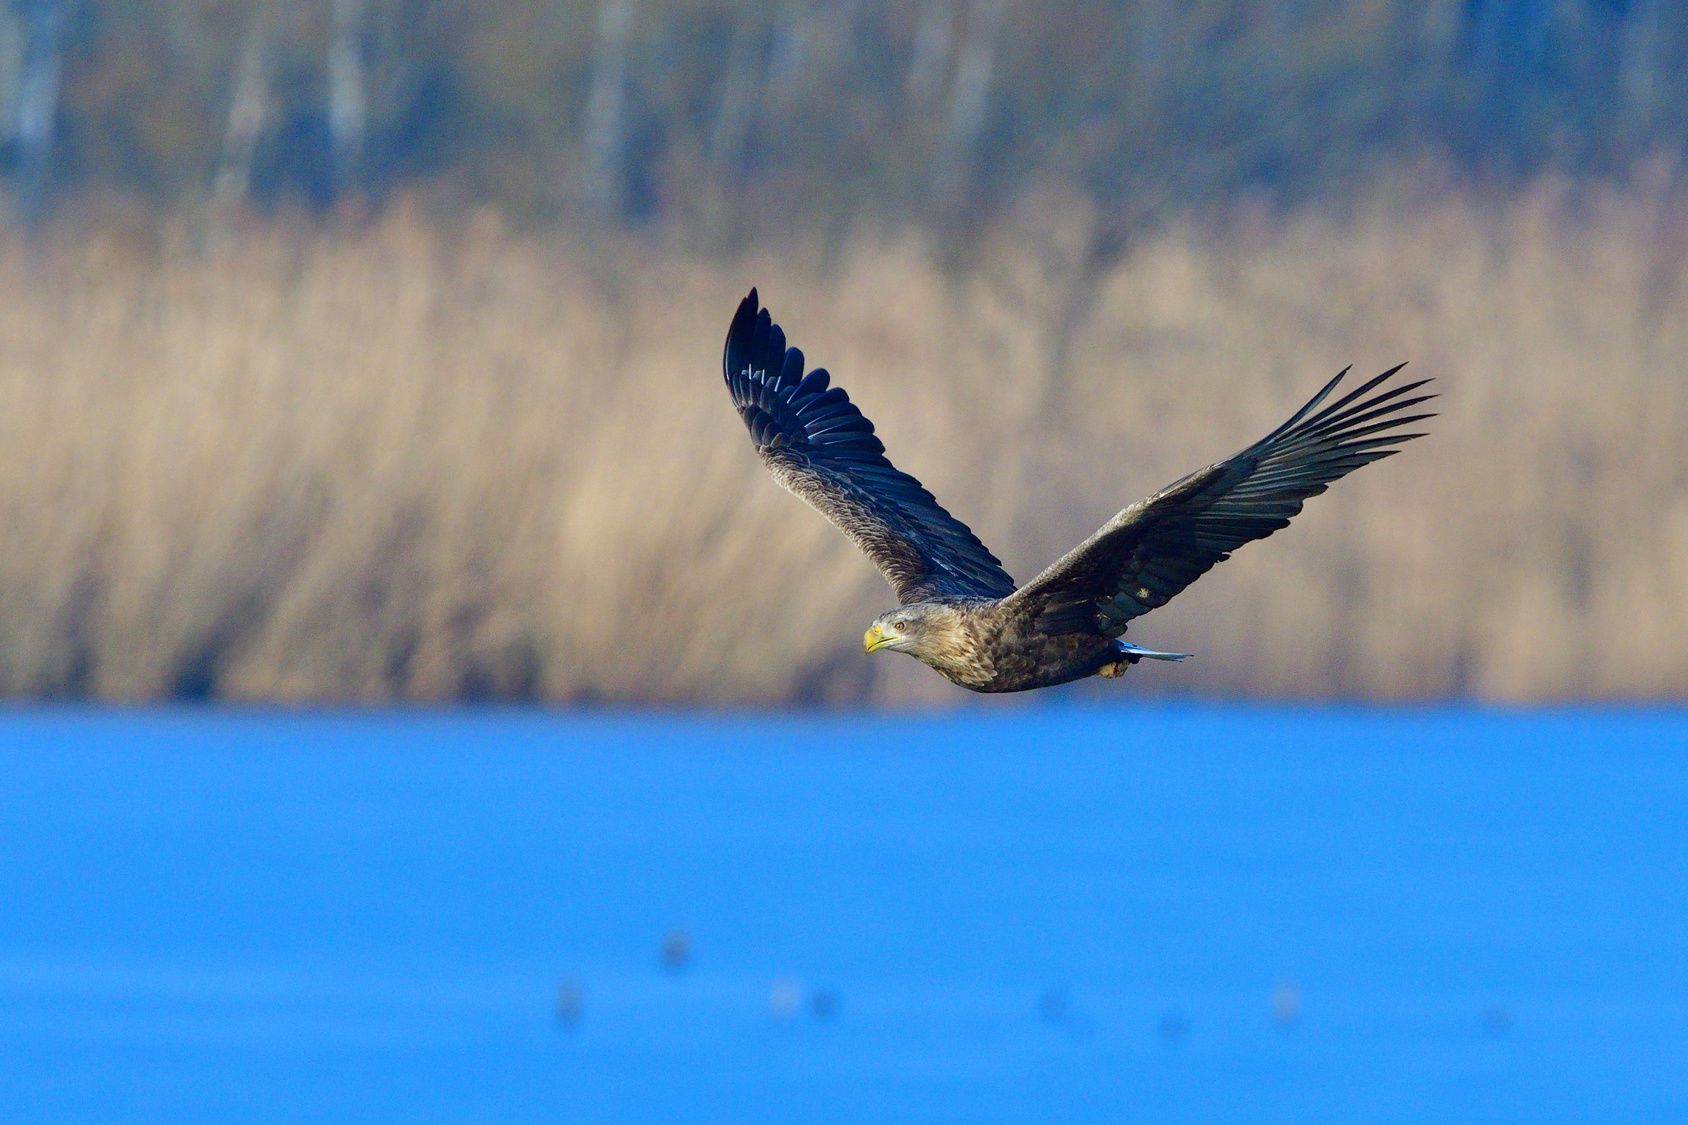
1097 660 1131 678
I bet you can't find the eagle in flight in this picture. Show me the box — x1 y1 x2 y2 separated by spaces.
723 289 1432 693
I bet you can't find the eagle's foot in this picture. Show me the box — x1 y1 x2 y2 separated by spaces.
1098 660 1132 678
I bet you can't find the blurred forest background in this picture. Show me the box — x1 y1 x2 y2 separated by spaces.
0 0 1687 703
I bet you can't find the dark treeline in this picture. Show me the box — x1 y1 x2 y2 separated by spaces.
4 0 1686 239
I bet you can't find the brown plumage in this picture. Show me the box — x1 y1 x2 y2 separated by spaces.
722 289 1434 693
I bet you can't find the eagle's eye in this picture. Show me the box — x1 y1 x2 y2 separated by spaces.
893 621 905 632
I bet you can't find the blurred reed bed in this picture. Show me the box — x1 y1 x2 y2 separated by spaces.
2 165 1687 705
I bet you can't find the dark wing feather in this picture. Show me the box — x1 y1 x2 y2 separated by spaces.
723 289 1016 603
1005 365 1434 635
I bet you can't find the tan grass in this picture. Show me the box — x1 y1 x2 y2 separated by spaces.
1 169 1686 704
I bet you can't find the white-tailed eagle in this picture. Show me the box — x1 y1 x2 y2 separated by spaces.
723 289 1432 692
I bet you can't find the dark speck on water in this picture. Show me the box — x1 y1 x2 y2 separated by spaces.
661 927 691 973
1482 1005 1514 1037
555 979 582 1029
1271 979 1301 1029
0 706 1683 1123
809 986 840 1022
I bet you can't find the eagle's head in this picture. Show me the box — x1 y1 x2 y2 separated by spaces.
864 605 949 658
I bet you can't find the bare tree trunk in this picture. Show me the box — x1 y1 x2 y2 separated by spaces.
580 0 635 220
12 0 61 223
708 11 761 180
1620 0 1664 142
701 8 763 243
763 1 809 111
0 6 22 151
766 1 860 120
328 0 367 198
1416 0 1463 63
928 0 1006 213
905 0 953 107
213 10 270 209
1131 0 1166 118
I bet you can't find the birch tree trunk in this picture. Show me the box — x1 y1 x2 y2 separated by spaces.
708 10 761 181
0 5 23 152
905 0 953 108
213 10 270 209
928 0 1006 212
580 0 635 220
1620 0 1664 140
701 8 764 243
1416 0 1462 64
328 0 367 198
13 0 61 222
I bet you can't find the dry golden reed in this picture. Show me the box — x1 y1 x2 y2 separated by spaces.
2 167 1687 705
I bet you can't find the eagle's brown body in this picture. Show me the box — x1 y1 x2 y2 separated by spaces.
872 598 1126 693
723 289 1433 694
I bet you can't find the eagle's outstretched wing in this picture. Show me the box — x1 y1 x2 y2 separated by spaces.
1005 365 1434 635
723 289 1016 604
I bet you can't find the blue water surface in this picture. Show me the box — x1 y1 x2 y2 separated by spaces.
0 706 1684 1123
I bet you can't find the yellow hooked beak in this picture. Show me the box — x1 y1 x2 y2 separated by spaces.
864 624 893 653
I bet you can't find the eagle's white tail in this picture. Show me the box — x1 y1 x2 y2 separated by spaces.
1117 639 1191 663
